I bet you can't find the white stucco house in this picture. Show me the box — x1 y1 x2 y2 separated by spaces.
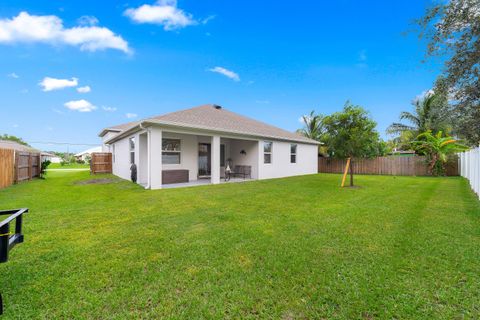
75 146 102 162
99 104 319 189
41 152 62 163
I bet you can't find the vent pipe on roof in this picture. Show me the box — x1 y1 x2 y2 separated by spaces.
213 104 222 110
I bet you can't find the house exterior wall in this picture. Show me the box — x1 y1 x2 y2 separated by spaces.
111 137 131 181
138 133 148 185
107 125 318 188
102 131 118 151
229 139 259 179
258 140 318 179
162 132 199 181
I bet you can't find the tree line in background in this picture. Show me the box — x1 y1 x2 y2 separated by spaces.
0 134 30 146
298 0 479 184
0 133 88 166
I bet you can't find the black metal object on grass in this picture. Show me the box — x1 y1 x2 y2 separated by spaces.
0 208 28 315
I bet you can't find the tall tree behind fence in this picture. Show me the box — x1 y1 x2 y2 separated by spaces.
318 156 459 176
459 147 480 199
0 148 41 189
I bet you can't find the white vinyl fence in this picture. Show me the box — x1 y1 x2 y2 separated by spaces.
459 147 480 199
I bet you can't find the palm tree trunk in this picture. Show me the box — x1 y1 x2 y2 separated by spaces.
429 154 438 175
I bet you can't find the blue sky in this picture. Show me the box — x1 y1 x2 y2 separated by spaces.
0 0 441 152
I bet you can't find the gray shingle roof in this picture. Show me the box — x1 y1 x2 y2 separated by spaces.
102 104 319 144
0 140 40 153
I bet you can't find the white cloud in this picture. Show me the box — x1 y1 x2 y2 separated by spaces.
201 15 216 25
52 108 65 115
7 72 19 78
64 99 96 112
124 0 199 30
126 113 138 118
299 114 313 124
414 89 435 103
39 77 78 91
77 85 91 93
77 15 99 26
0 12 130 53
12 124 19 128
102 106 117 112
208 66 240 81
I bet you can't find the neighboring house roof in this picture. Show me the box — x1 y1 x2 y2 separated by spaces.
0 140 40 153
41 152 56 157
100 104 320 145
75 146 102 157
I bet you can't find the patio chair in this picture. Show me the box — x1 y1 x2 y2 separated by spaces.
233 165 251 179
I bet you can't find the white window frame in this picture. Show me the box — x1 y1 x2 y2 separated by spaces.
162 138 182 165
263 141 273 164
290 144 297 164
129 137 135 164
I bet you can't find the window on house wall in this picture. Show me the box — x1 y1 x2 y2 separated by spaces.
129 137 135 164
290 144 297 163
162 138 181 164
220 144 225 166
264 141 272 164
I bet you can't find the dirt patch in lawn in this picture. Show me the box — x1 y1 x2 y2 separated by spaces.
75 178 118 185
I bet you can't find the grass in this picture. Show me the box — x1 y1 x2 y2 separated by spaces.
0 172 479 319
48 163 89 169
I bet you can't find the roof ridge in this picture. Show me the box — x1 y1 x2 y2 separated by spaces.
147 104 214 121
100 104 319 145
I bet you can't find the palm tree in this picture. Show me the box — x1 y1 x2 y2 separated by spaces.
387 91 450 137
297 111 324 141
411 131 468 175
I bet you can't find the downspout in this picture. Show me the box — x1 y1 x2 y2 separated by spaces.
146 126 151 189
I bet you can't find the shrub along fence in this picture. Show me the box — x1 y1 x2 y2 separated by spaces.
459 147 480 199
90 152 112 175
318 155 459 177
0 148 41 189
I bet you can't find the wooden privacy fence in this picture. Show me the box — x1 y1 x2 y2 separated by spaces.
459 147 480 199
318 156 459 176
0 148 41 189
15 152 40 182
0 149 15 188
90 152 112 174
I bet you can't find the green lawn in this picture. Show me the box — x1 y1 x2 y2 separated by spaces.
48 163 89 169
0 172 479 319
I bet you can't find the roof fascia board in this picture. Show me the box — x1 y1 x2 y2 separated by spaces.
105 121 320 145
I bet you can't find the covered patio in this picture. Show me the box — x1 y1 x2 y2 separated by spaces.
162 177 253 189
136 127 259 189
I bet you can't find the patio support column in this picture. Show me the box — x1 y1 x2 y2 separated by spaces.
211 135 221 184
257 140 263 180
149 127 163 189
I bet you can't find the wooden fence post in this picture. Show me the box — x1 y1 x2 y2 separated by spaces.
28 153 32 180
